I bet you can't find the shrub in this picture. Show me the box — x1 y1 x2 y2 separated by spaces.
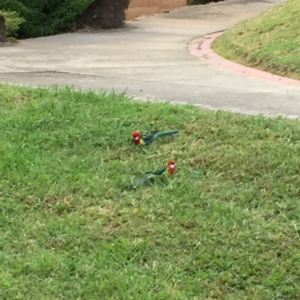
0 0 95 37
0 0 130 38
0 9 25 36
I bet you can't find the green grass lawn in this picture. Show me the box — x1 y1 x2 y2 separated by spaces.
211 0 300 80
1 84 300 299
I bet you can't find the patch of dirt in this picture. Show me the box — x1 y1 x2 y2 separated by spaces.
0 37 20 47
75 0 130 30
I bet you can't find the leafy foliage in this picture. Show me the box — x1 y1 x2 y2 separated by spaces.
0 10 25 36
0 0 95 37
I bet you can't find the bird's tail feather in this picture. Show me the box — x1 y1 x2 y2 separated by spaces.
156 130 179 137
133 175 152 188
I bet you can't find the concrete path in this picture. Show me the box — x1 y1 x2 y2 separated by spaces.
1 0 299 117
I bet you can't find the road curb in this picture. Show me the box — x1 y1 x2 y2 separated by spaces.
189 31 300 88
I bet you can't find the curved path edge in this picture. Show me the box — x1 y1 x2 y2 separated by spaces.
189 31 300 88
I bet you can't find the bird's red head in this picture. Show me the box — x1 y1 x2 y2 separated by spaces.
132 130 142 145
167 159 176 175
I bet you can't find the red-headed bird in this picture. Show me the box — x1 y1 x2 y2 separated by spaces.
133 159 177 188
131 129 179 146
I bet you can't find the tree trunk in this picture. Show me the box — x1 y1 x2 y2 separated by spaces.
75 0 130 31
0 16 6 43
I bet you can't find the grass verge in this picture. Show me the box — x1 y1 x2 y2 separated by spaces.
1 84 300 299
211 0 300 80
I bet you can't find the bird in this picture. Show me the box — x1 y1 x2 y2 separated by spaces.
132 159 177 189
131 129 179 146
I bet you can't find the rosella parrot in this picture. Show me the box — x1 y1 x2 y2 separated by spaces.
133 159 177 188
131 129 179 146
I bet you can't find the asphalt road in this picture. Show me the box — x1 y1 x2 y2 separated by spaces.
1 0 299 117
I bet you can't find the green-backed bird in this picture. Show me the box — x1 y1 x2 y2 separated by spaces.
133 159 176 189
131 129 179 146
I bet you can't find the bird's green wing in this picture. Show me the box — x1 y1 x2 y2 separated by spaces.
151 165 167 176
133 165 168 188
145 164 167 176
142 131 159 144
142 129 178 144
141 129 159 137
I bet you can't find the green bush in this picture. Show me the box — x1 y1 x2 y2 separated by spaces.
0 0 94 38
0 0 130 38
0 9 25 36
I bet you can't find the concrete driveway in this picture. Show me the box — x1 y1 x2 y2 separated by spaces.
1 0 299 117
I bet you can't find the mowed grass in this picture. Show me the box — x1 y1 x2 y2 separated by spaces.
1 84 300 299
211 0 300 80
